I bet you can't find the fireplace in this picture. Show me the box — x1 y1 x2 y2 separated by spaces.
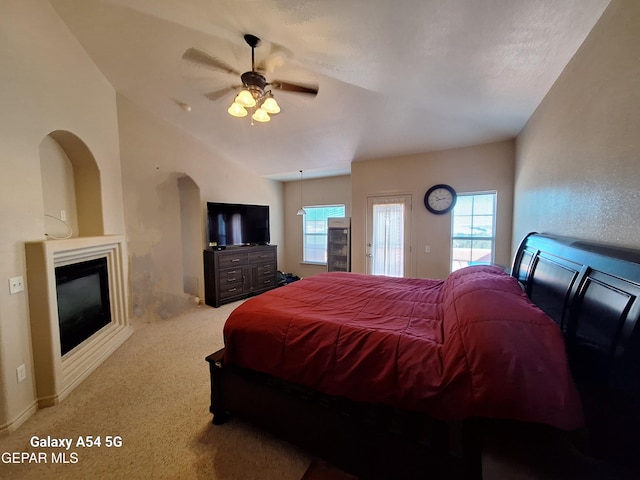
56 257 112 355
26 235 132 407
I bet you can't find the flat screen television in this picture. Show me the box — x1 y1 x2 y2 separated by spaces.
207 202 270 247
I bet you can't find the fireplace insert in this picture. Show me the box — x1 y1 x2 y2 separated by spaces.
55 257 111 355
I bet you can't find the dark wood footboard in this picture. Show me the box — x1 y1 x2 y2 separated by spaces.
206 349 481 480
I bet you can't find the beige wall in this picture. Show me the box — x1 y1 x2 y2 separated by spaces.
0 0 125 432
117 96 284 320
282 175 352 278
351 141 515 279
514 0 640 251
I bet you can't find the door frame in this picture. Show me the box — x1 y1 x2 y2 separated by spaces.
365 193 413 277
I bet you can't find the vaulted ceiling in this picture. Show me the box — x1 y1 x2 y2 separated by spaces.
49 0 611 180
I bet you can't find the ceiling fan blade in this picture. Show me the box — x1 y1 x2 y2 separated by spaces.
204 86 238 102
182 48 240 76
270 80 318 96
256 57 282 75
256 42 293 74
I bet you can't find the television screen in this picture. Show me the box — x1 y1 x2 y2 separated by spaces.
207 202 270 247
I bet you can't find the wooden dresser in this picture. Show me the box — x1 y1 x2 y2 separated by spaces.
203 245 277 307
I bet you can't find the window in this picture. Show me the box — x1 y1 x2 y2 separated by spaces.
303 205 346 263
451 192 496 272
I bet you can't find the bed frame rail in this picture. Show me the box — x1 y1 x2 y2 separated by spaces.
206 349 480 479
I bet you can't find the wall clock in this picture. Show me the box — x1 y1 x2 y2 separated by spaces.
424 184 457 214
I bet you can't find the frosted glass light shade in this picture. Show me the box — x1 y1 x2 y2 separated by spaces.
235 89 256 107
252 108 270 123
228 102 248 117
261 97 280 114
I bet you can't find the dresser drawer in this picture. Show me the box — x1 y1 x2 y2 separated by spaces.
249 250 276 264
219 280 244 299
257 263 275 277
219 269 244 298
218 268 243 284
217 253 248 269
255 276 276 290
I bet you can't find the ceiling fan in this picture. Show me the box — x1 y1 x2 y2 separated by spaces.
182 34 319 122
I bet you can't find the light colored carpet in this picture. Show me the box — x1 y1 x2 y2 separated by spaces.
0 302 311 479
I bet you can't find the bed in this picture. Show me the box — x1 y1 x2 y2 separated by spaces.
205 233 640 479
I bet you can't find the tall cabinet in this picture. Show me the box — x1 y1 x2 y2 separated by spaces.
327 217 351 272
203 245 277 307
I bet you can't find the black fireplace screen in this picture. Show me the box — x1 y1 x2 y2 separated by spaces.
55 257 112 355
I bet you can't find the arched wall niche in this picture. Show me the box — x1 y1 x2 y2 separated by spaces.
39 130 104 238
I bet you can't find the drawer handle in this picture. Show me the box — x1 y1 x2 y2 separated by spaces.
263 280 272 284
227 287 237 292
262 271 271 275
231 258 240 263
226 278 236 282
226 270 237 274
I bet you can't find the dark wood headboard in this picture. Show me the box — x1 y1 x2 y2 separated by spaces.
511 232 640 468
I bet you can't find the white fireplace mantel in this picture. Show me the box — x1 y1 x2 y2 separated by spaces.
25 235 132 407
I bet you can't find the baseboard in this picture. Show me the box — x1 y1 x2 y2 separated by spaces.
0 399 38 436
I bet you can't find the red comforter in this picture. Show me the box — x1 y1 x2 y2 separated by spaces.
223 266 583 430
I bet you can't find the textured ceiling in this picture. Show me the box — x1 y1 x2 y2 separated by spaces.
49 0 611 180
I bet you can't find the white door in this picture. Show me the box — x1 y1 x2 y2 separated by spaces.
365 195 411 276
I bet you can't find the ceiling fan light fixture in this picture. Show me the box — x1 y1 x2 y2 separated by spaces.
235 89 256 107
251 108 270 123
261 96 280 114
227 102 248 117
187 35 318 124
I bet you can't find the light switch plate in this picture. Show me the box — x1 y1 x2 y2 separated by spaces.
9 276 24 294
17 364 27 383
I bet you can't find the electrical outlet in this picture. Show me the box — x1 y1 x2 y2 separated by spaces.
60 209 67 221
9 276 24 294
16 364 26 383
424 245 431 253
